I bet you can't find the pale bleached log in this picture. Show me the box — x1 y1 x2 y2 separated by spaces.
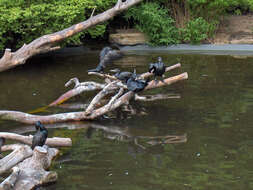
0 167 20 190
0 132 72 147
0 144 32 175
11 146 59 190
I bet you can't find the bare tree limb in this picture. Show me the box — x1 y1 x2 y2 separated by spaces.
0 132 72 147
50 63 181 106
9 146 58 190
0 72 187 124
0 167 20 190
0 144 32 175
49 79 105 106
0 0 143 72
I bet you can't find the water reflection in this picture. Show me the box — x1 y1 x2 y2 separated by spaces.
1 49 253 189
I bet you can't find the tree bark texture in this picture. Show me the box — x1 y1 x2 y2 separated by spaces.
0 0 143 72
0 146 59 190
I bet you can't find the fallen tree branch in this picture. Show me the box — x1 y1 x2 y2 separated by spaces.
50 63 181 106
0 72 187 124
0 167 20 190
2 146 59 190
0 144 32 175
0 132 72 147
0 0 143 72
49 79 105 106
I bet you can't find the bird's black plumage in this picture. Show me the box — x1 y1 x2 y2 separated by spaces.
126 73 149 93
111 68 133 84
88 47 122 73
148 57 166 80
0 137 5 158
32 121 48 150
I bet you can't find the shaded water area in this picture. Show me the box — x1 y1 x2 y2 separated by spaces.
1 46 253 189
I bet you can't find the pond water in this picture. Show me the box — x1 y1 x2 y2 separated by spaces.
1 47 253 189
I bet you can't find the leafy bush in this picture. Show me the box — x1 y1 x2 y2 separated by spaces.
0 0 116 50
125 2 180 46
180 17 216 44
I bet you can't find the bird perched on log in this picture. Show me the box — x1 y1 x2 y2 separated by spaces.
110 68 133 84
32 121 48 150
126 72 150 93
88 47 123 73
148 57 166 81
0 137 5 158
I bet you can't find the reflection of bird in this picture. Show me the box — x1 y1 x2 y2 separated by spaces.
88 47 122 73
32 121 48 150
0 137 5 158
149 57 166 80
126 73 149 93
110 68 133 84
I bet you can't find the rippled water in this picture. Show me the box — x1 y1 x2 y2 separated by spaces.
1 47 253 189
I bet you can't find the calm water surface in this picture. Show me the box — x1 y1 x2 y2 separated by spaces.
1 48 253 189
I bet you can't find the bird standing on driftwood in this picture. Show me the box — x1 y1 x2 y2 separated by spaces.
148 57 166 81
32 121 48 150
88 47 122 73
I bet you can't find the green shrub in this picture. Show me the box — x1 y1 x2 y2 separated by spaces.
0 0 116 50
125 2 180 46
180 17 216 44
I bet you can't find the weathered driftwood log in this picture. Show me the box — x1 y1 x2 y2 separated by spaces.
49 79 105 106
0 132 72 147
49 63 182 106
0 167 20 190
0 0 143 72
0 72 188 124
0 144 32 175
0 146 59 190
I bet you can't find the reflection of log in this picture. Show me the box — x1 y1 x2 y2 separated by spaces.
2 146 59 190
0 0 143 72
134 94 181 101
0 144 32 175
0 71 187 124
0 132 72 147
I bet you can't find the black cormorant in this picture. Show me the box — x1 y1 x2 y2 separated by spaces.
148 57 166 80
110 68 133 84
0 137 5 158
88 47 122 73
32 121 48 150
126 73 149 93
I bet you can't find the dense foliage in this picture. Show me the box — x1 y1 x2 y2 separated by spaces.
0 0 253 49
125 2 179 45
0 0 116 50
125 0 253 45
